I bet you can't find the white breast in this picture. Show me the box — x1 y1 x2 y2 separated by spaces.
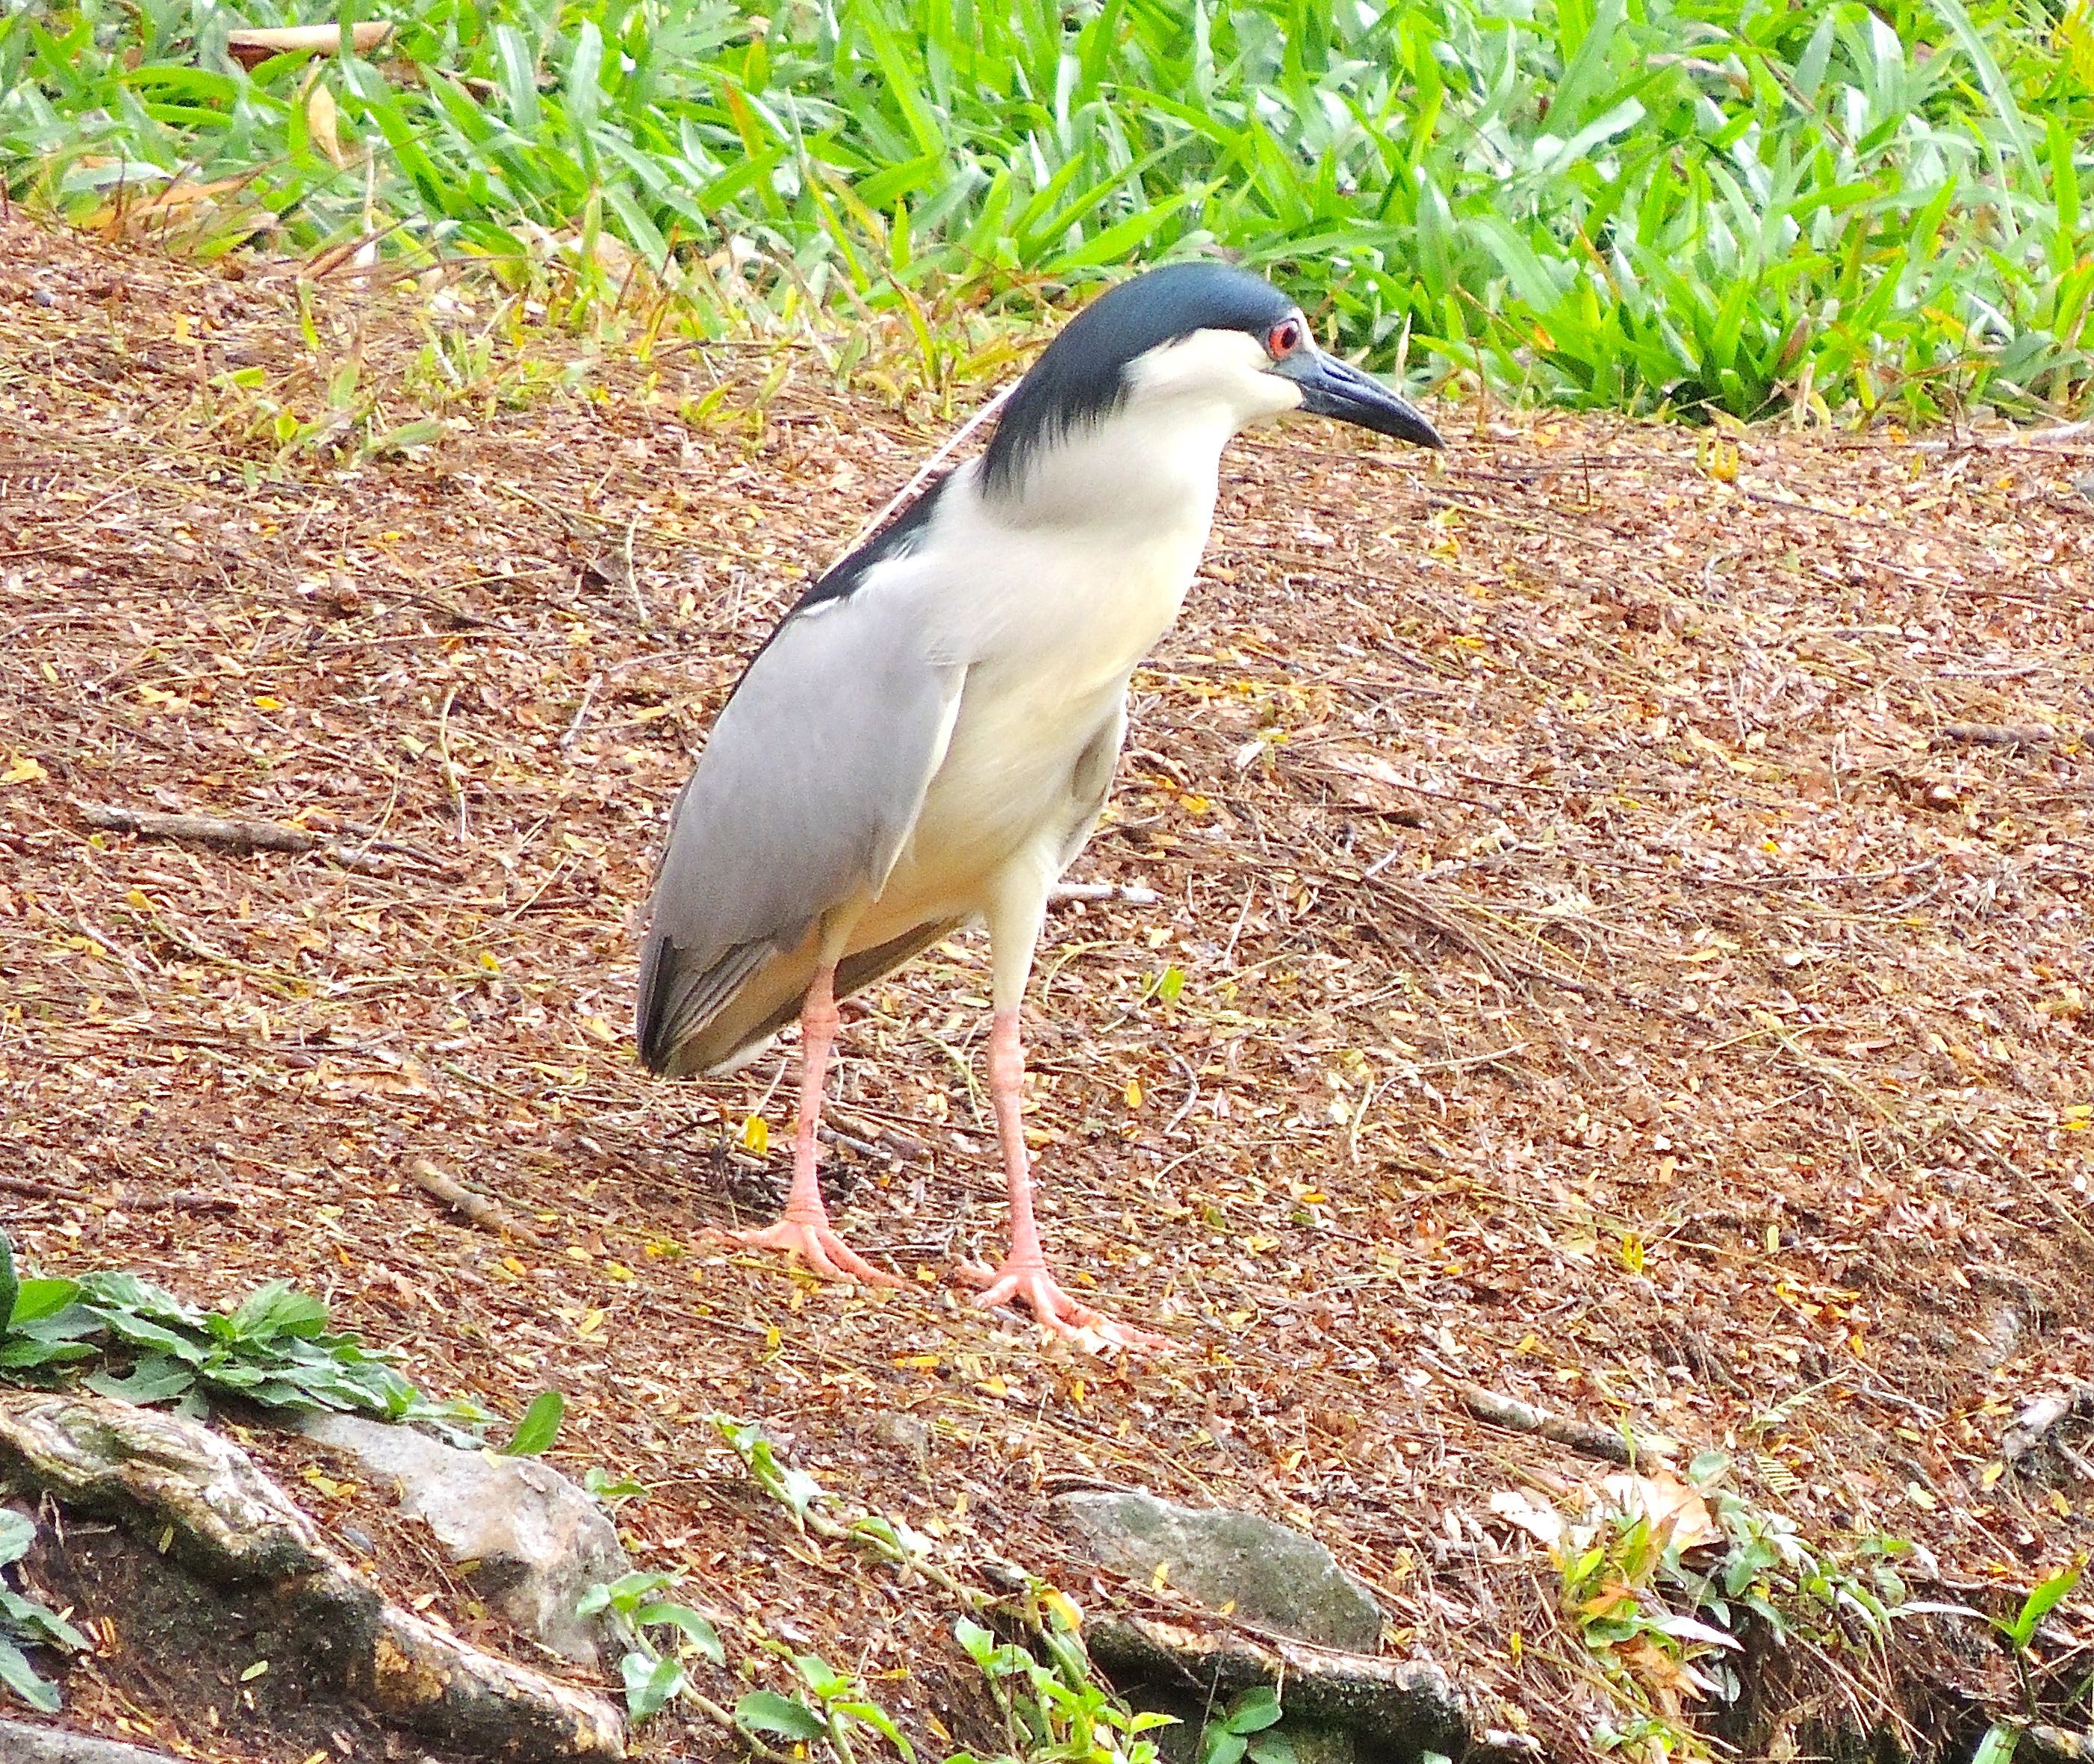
860 422 1228 932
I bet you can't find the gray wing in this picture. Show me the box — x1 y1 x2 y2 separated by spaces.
636 589 963 1075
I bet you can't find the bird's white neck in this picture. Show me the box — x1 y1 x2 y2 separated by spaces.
977 327 1296 538
976 401 1231 538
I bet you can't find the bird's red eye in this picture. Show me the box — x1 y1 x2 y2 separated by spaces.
1269 319 1302 358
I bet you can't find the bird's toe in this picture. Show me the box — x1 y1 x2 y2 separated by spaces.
711 1217 901 1286
966 1257 1172 1354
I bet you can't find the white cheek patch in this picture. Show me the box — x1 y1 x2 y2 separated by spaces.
1121 327 1304 431
1125 326 1271 394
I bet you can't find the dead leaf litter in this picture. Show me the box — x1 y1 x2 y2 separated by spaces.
1 217 2091 1760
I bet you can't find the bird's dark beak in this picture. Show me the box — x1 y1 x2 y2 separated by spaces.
1275 347 1444 449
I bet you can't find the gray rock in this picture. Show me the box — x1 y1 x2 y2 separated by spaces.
1085 1614 1471 1762
2025 1725 2094 1763
0 1390 624 1761
1281 1723 1361 1764
1051 1491 1383 1651
302 1411 630 1667
0 1718 185 1764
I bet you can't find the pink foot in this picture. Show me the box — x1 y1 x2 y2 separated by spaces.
709 1215 900 1285
958 1256 1172 1353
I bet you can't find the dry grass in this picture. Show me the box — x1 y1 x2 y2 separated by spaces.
1 215 2091 1761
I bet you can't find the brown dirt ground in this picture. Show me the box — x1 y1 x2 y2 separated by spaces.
1 213 2091 1763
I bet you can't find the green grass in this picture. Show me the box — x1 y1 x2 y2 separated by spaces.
4 0 2093 420
0 1226 487 1428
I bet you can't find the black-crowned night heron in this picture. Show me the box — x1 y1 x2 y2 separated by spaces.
638 262 1443 1350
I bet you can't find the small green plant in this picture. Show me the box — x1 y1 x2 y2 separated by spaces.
1559 1503 1744 1747
1972 1559 2089 1763
577 1568 724 1721
1552 1453 1932 1759
0 1229 485 1429
740 1651 922 1763
955 1610 1175 1764
1196 1685 1291 1764
503 1388 565 1456
736 1684 833 1745
1996 1559 2084 1657
714 1416 827 1527
1970 1727 2020 1764
582 1465 650 1505
0 1233 98 1378
713 1414 1175 1764
0 1509 89 1712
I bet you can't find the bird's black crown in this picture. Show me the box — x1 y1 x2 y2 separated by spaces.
982 262 1294 497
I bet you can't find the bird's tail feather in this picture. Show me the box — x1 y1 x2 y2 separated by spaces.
635 935 768 1076
636 915 966 1078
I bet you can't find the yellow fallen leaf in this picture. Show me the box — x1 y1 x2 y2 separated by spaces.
305 76 345 169
1041 1588 1084 1631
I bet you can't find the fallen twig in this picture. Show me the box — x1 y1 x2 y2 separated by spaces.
0 1173 88 1204
826 1109 928 1163
1450 1379 1673 1470
128 1190 240 1215
1933 724 2059 748
1048 881 1161 907
816 1122 901 1162
406 1158 543 1247
75 801 413 875
0 1176 233 1213
1358 869 1600 1000
559 672 603 754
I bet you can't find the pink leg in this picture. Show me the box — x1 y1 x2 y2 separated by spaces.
714 966 896 1285
959 1009 1169 1352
